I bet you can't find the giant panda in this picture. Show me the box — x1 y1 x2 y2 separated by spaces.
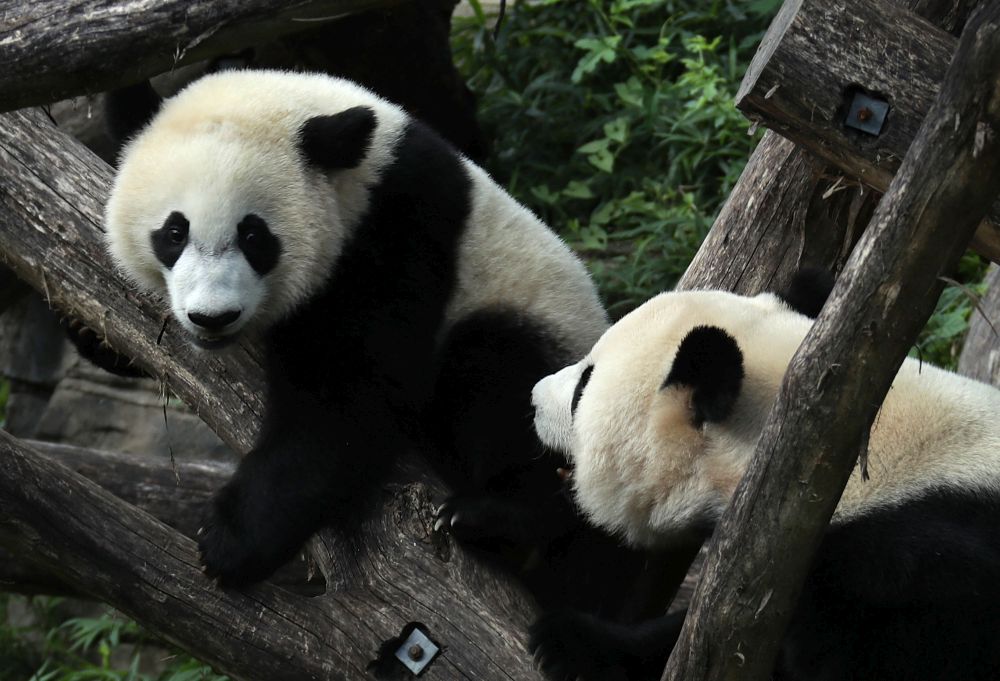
528 274 1000 680
102 69 652 603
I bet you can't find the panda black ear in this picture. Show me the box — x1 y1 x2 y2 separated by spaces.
779 267 835 319
662 326 744 426
298 106 377 171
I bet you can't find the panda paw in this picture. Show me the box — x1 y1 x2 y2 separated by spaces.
434 495 529 544
529 610 631 681
197 484 291 588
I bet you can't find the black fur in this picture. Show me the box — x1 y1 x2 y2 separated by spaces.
236 214 281 276
533 488 1000 681
662 326 743 425
780 267 835 319
105 80 163 145
298 107 377 171
150 211 189 269
571 365 593 415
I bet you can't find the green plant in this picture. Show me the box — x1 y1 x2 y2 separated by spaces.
453 0 780 314
912 253 991 370
0 595 227 681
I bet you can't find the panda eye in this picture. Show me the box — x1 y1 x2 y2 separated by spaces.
238 215 264 244
571 365 594 416
163 212 189 245
167 225 186 244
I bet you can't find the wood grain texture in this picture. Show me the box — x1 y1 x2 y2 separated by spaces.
663 3 1000 679
957 265 1000 386
0 0 400 113
0 432 541 680
736 0 1000 256
0 108 545 680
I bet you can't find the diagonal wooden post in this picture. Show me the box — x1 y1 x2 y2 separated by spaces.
663 3 1000 679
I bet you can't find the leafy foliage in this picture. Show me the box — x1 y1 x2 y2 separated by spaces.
453 0 780 315
912 254 990 369
0 595 227 681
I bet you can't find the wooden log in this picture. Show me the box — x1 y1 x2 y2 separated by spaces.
0 430 541 680
957 265 1000 386
0 106 545 680
736 0 1000 262
664 2 1000 679
0 0 401 113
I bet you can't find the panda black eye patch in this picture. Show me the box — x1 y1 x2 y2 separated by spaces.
237 214 281 275
571 365 594 416
151 211 189 268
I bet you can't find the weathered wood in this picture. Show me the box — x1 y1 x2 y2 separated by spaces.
677 130 872 293
957 265 1000 386
0 107 545 680
0 431 541 681
0 0 401 113
664 3 1000 679
736 0 1000 261
0 441 233 595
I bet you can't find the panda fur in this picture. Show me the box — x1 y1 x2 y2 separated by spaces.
103 69 648 599
529 273 1000 680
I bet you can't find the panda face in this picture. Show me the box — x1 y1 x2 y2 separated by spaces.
152 208 280 347
104 70 408 348
532 289 808 547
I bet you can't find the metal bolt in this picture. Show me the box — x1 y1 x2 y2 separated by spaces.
857 107 873 122
408 644 424 661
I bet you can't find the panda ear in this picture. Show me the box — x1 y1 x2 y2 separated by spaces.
779 266 835 319
661 326 744 426
298 106 377 171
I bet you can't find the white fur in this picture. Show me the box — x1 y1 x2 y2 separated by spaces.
532 289 1000 548
105 70 408 334
447 160 608 357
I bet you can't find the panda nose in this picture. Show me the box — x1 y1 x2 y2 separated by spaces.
188 310 241 331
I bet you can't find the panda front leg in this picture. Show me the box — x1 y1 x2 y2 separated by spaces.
197 390 396 587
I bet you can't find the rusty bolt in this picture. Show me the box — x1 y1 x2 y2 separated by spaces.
408 644 424 661
857 107 873 122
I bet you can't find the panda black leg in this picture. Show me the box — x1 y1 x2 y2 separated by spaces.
429 309 578 546
529 609 686 681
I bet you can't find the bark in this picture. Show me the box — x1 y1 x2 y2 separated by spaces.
0 107 543 680
736 0 1000 261
663 3 1000 679
0 0 400 113
957 265 1000 386
0 432 540 680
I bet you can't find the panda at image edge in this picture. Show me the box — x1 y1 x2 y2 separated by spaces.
102 69 653 608
528 270 1000 681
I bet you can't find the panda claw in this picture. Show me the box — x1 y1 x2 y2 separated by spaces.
434 503 449 517
197 526 205 537
433 517 447 533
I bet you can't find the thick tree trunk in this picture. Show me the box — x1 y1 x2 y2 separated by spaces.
957 265 1000 386
0 104 544 681
0 0 402 113
663 3 1000 679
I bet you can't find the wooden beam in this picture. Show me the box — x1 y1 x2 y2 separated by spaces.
0 0 400 113
0 431 541 680
736 0 1000 261
0 105 544 681
664 1 1000 678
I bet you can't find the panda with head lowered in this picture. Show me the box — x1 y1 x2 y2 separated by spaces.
529 273 1000 681
104 69 649 602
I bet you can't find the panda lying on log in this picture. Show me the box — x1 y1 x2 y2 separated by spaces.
99 70 653 610
529 271 1000 681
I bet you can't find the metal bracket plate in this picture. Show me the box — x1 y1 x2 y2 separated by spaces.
845 92 889 135
394 626 440 675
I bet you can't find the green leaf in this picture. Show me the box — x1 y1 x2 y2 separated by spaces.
562 181 595 199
